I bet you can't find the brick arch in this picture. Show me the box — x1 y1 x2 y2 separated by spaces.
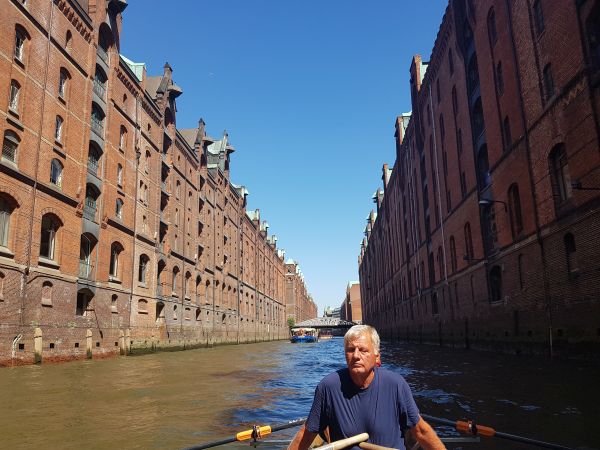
40 208 65 225
0 188 22 207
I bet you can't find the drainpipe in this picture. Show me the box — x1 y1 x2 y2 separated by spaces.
22 0 56 326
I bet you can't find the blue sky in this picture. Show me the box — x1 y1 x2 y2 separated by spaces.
120 0 448 315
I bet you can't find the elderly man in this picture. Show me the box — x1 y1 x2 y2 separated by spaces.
288 325 445 450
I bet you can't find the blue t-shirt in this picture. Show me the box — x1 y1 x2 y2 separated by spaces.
306 367 420 450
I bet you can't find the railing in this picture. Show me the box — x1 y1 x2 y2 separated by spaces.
93 79 106 99
78 260 94 279
87 158 99 175
83 204 96 221
91 116 104 136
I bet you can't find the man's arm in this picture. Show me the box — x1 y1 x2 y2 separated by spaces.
412 417 446 450
287 425 318 450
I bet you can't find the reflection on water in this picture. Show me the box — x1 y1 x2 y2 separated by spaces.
0 338 598 450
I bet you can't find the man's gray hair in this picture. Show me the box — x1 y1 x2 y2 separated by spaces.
344 324 380 355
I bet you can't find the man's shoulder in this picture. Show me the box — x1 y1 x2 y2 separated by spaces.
377 367 409 385
318 368 349 388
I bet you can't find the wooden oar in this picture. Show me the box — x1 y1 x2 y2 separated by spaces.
421 414 576 450
181 418 306 450
358 442 397 450
312 433 369 450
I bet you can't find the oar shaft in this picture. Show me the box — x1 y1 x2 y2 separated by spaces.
494 431 575 450
182 418 306 450
421 414 575 450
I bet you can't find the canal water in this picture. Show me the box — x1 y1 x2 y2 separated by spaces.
0 338 598 450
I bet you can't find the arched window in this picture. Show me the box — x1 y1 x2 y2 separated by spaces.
55 115 63 142
496 62 504 95
84 184 100 221
184 271 192 299
156 302 165 323
508 183 523 239
533 0 545 36
65 30 72 51
50 159 63 187
503 116 511 150
138 254 149 283
58 68 69 99
79 233 96 279
88 143 101 175
543 64 555 101
145 150 151 173
40 214 61 260
0 196 15 248
176 180 181 198
477 145 490 189
117 163 123 186
449 236 457 273
93 66 107 99
172 266 180 293
549 144 571 207
14 26 28 62
452 86 458 115
464 222 474 261
91 103 105 136
111 294 118 313
490 266 502 302
3 130 20 163
41 281 53 306
138 299 148 314
115 198 123 219
488 8 498 45
119 125 127 150
9 80 20 112
564 233 579 275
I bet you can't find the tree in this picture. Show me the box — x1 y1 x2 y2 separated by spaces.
287 317 295 329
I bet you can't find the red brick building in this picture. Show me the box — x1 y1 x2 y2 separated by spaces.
340 281 362 324
0 0 312 366
359 0 600 359
284 259 317 324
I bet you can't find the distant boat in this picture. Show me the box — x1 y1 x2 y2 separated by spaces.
318 331 333 341
290 327 317 343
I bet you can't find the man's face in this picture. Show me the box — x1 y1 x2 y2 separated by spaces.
344 333 378 378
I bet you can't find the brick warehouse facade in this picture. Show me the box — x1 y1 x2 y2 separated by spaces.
359 0 600 359
0 0 315 366
284 259 317 324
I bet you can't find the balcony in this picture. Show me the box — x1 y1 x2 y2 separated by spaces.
78 260 94 280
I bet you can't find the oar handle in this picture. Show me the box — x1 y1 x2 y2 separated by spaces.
314 433 370 450
359 442 397 450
